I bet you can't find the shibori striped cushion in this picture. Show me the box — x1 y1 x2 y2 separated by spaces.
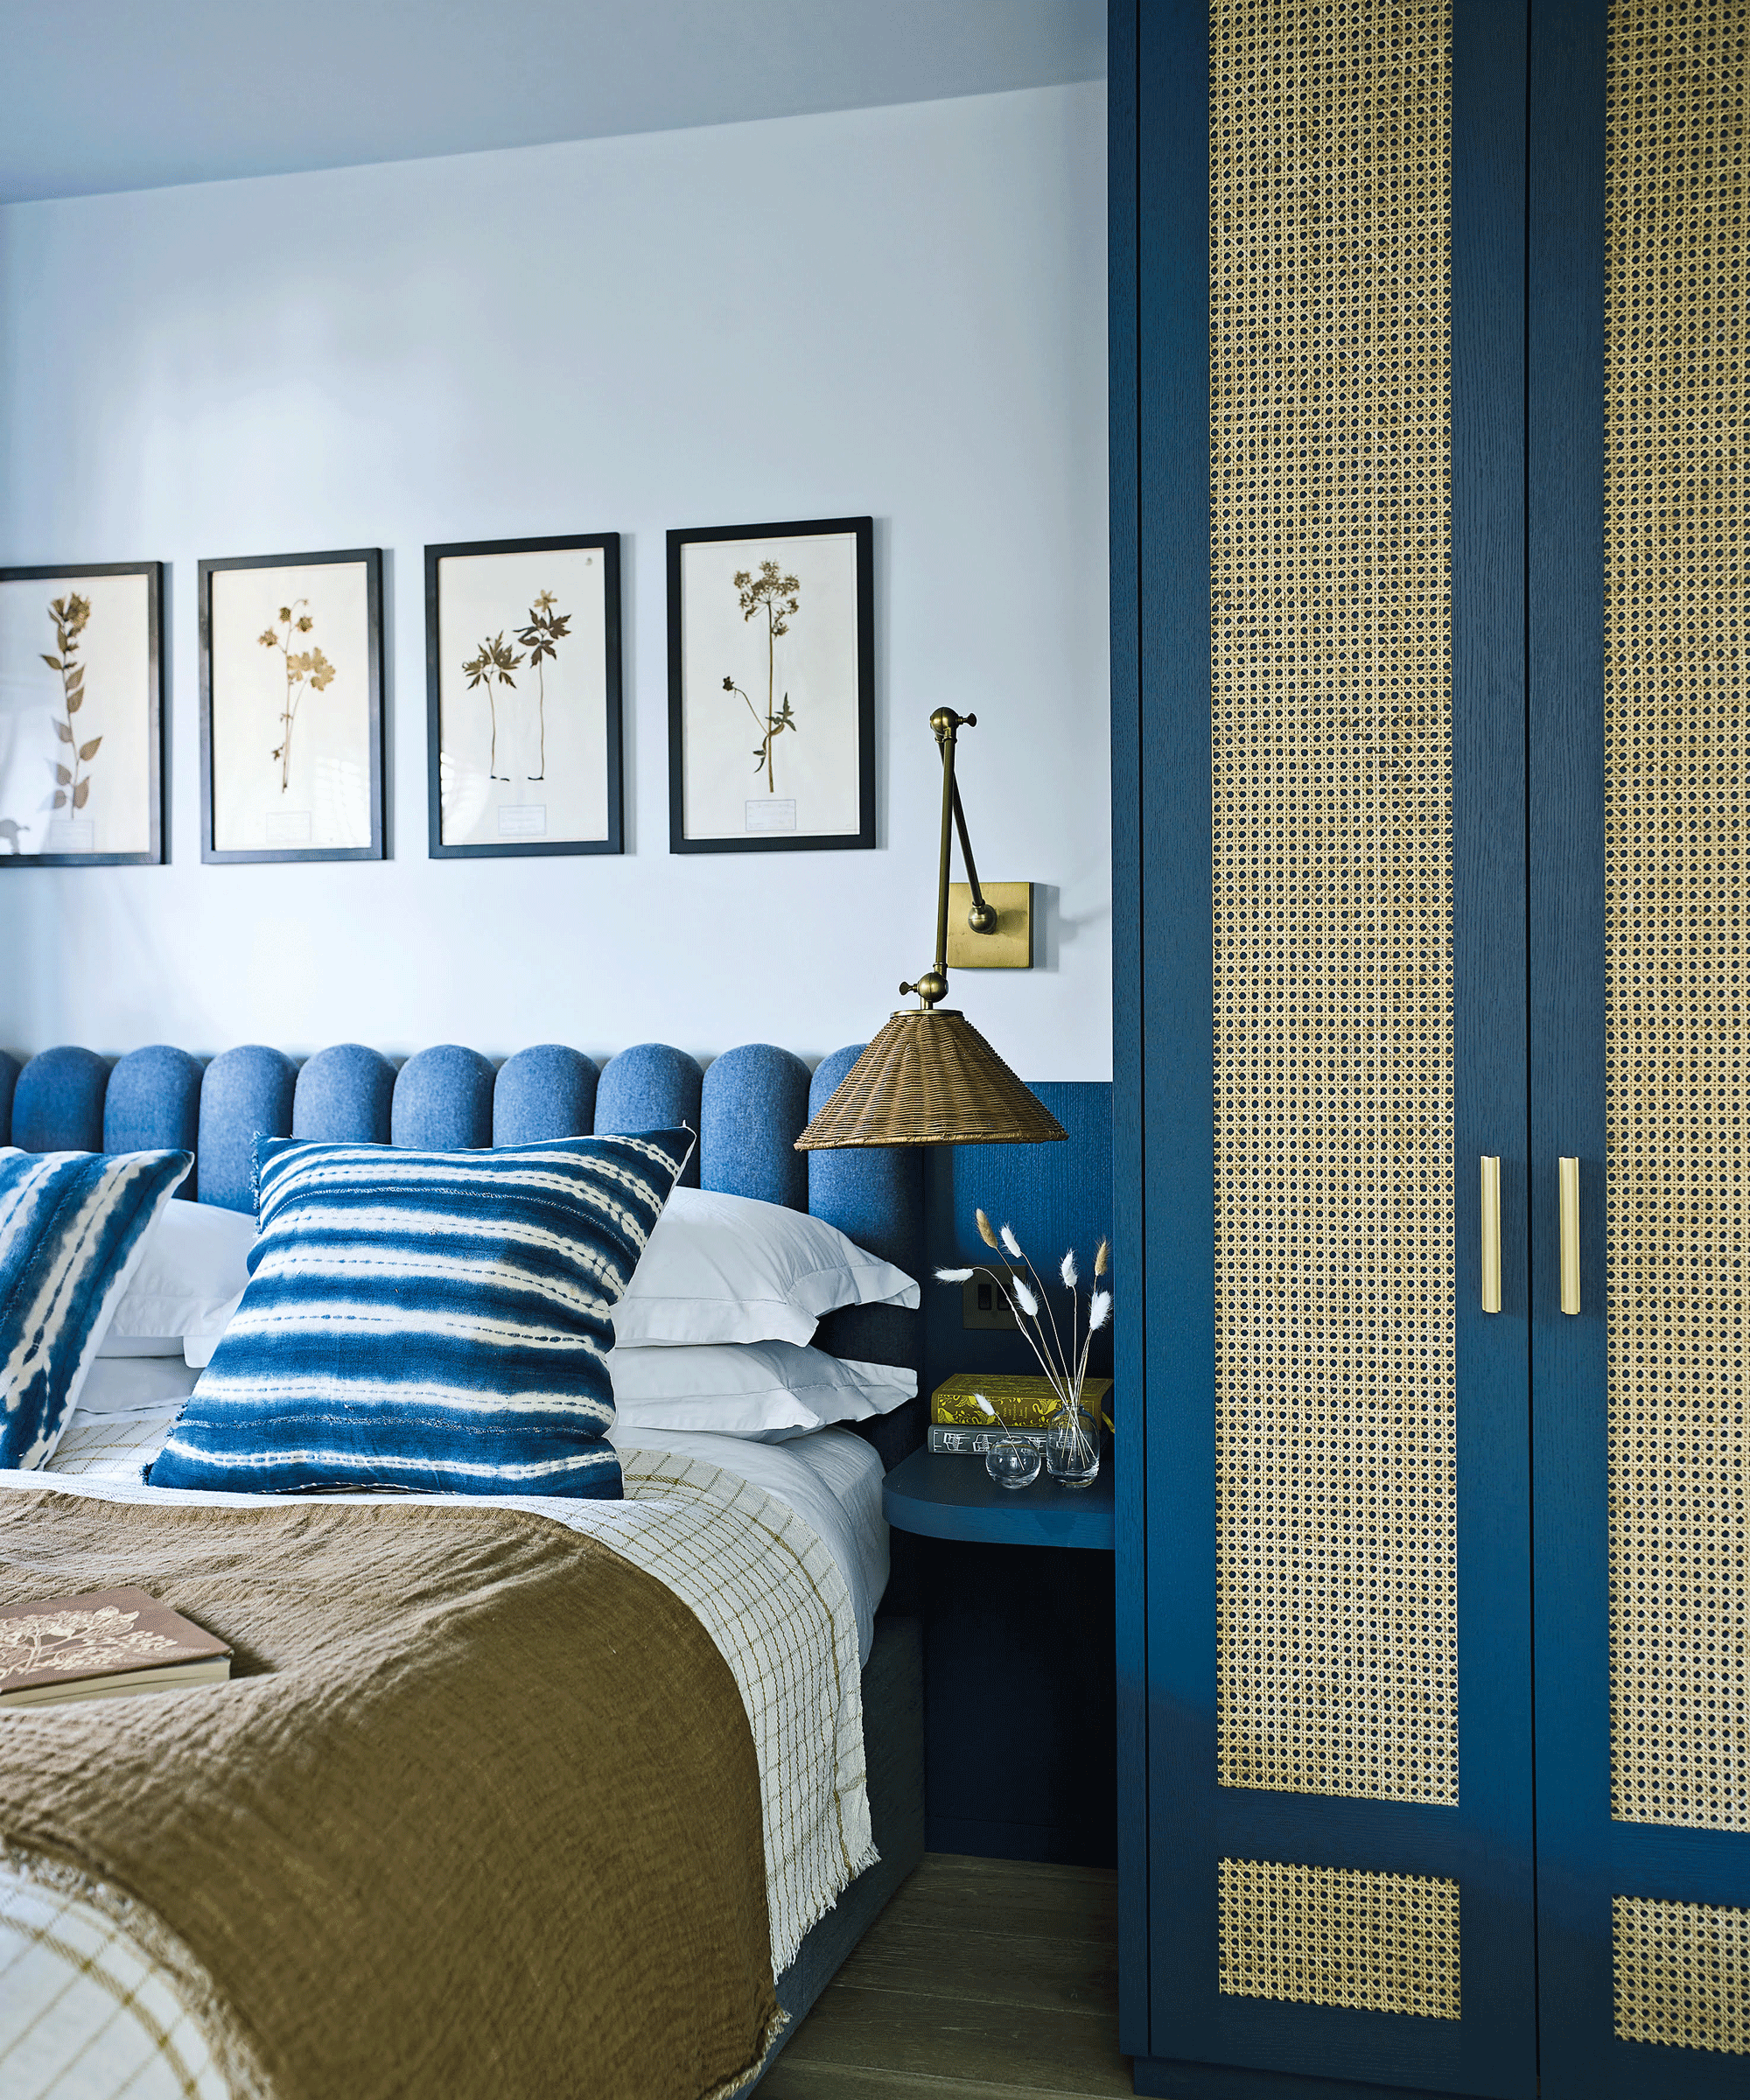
0 1146 194 1471
148 1127 695 1501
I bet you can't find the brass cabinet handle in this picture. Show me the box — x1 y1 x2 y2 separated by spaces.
1480 1156 1502 1313
1559 1157 1580 1315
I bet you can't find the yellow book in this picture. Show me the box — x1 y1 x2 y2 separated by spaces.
931 1372 1113 1431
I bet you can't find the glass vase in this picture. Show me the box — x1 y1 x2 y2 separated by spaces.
1046 1399 1102 1488
984 1435 1043 1489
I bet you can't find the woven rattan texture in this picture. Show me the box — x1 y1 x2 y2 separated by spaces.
794 1011 1066 1150
1217 1858 1460 2020
1614 1896 1750 2054
1605 0 1750 1833
1210 0 1457 1804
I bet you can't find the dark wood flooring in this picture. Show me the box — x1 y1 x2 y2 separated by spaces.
760 1854 1131 2097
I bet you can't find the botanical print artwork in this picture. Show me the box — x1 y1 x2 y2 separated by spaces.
206 558 375 857
258 598 336 793
460 590 571 784
674 525 866 846
434 543 611 850
723 560 801 795
45 592 102 821
0 569 156 861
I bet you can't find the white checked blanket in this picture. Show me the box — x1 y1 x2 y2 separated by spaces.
0 1447 874 2100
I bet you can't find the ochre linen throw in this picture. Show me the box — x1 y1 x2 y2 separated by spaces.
0 1490 779 2099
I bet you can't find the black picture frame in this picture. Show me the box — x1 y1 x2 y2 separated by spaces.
0 560 164 867
199 547 385 865
424 533 624 859
667 514 875 853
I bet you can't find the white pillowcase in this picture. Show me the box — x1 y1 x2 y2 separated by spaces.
608 1340 916 1442
612 1186 918 1349
68 1354 202 1418
99 1197 257 1362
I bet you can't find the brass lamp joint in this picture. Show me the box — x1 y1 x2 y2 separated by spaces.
903 708 997 1008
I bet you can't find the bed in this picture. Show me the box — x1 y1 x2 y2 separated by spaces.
0 1036 927 2099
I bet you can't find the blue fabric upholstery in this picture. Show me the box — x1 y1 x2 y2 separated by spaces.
198 1046 297 1214
294 1043 396 1144
0 1054 19 1145
11 1046 108 1155
1 1033 929 1464
151 1128 694 1500
806 1043 927 1465
393 1044 495 1150
701 1044 810 1211
0 1144 192 1467
494 1044 598 1146
105 1046 204 1197
597 1044 704 1187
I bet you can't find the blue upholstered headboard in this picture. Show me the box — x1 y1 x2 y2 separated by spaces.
0 1040 926 1465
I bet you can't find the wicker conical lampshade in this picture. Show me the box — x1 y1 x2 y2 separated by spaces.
794 1009 1068 1150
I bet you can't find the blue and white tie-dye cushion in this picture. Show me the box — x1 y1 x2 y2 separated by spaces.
0 1146 194 1470
149 1127 695 1500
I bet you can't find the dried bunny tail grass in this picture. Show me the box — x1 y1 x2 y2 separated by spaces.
1060 1251 1078 1290
1095 1238 1110 1278
975 1209 1001 1251
935 1267 974 1283
1000 1223 1024 1261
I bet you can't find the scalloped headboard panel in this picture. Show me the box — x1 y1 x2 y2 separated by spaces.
0 1038 926 1461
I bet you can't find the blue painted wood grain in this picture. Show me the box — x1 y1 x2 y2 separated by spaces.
883 1447 1115 1550
1110 0 1151 2054
1526 4 1614 2082
1135 0 1217 2073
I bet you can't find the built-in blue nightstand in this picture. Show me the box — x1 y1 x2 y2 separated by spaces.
882 1446 1115 1551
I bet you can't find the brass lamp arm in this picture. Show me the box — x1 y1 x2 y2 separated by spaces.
901 708 996 1011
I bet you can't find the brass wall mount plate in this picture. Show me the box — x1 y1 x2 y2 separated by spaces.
946 880 1032 968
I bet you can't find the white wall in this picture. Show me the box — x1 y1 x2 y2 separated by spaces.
0 85 1110 1080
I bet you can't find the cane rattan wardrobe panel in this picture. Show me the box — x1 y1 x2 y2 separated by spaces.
1211 0 1457 1806
1219 1858 1460 2021
1614 1896 1750 2054
1605 0 1749 1834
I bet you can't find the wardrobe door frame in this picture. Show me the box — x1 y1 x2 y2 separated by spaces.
1116 1 1537 2090
1530 2 1750 2091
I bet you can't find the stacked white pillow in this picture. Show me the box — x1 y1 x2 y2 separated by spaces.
608 1186 919 1440
99 1198 257 1366
77 1177 917 1446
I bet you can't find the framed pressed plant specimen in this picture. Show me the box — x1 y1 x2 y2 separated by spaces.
199 548 385 864
0 561 164 866
424 533 623 858
667 515 874 853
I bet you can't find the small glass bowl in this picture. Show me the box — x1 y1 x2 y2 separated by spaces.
984 1436 1044 1490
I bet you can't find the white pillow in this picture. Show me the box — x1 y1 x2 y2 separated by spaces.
67 1354 202 1418
100 1198 256 1359
609 1340 916 1441
612 1186 918 1348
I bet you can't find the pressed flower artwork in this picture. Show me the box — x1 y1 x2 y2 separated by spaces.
0 562 163 865
200 550 383 863
426 535 621 858
668 516 873 852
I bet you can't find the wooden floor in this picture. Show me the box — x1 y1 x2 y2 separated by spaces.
760 1854 1131 2098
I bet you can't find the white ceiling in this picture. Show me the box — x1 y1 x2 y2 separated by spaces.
0 0 1107 205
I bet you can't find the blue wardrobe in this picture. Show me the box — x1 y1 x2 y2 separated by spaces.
1111 1 1748 2094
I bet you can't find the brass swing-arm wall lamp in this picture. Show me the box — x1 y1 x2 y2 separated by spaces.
794 709 1067 1152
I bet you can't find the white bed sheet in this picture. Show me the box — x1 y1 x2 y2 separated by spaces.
611 1424 888 1664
